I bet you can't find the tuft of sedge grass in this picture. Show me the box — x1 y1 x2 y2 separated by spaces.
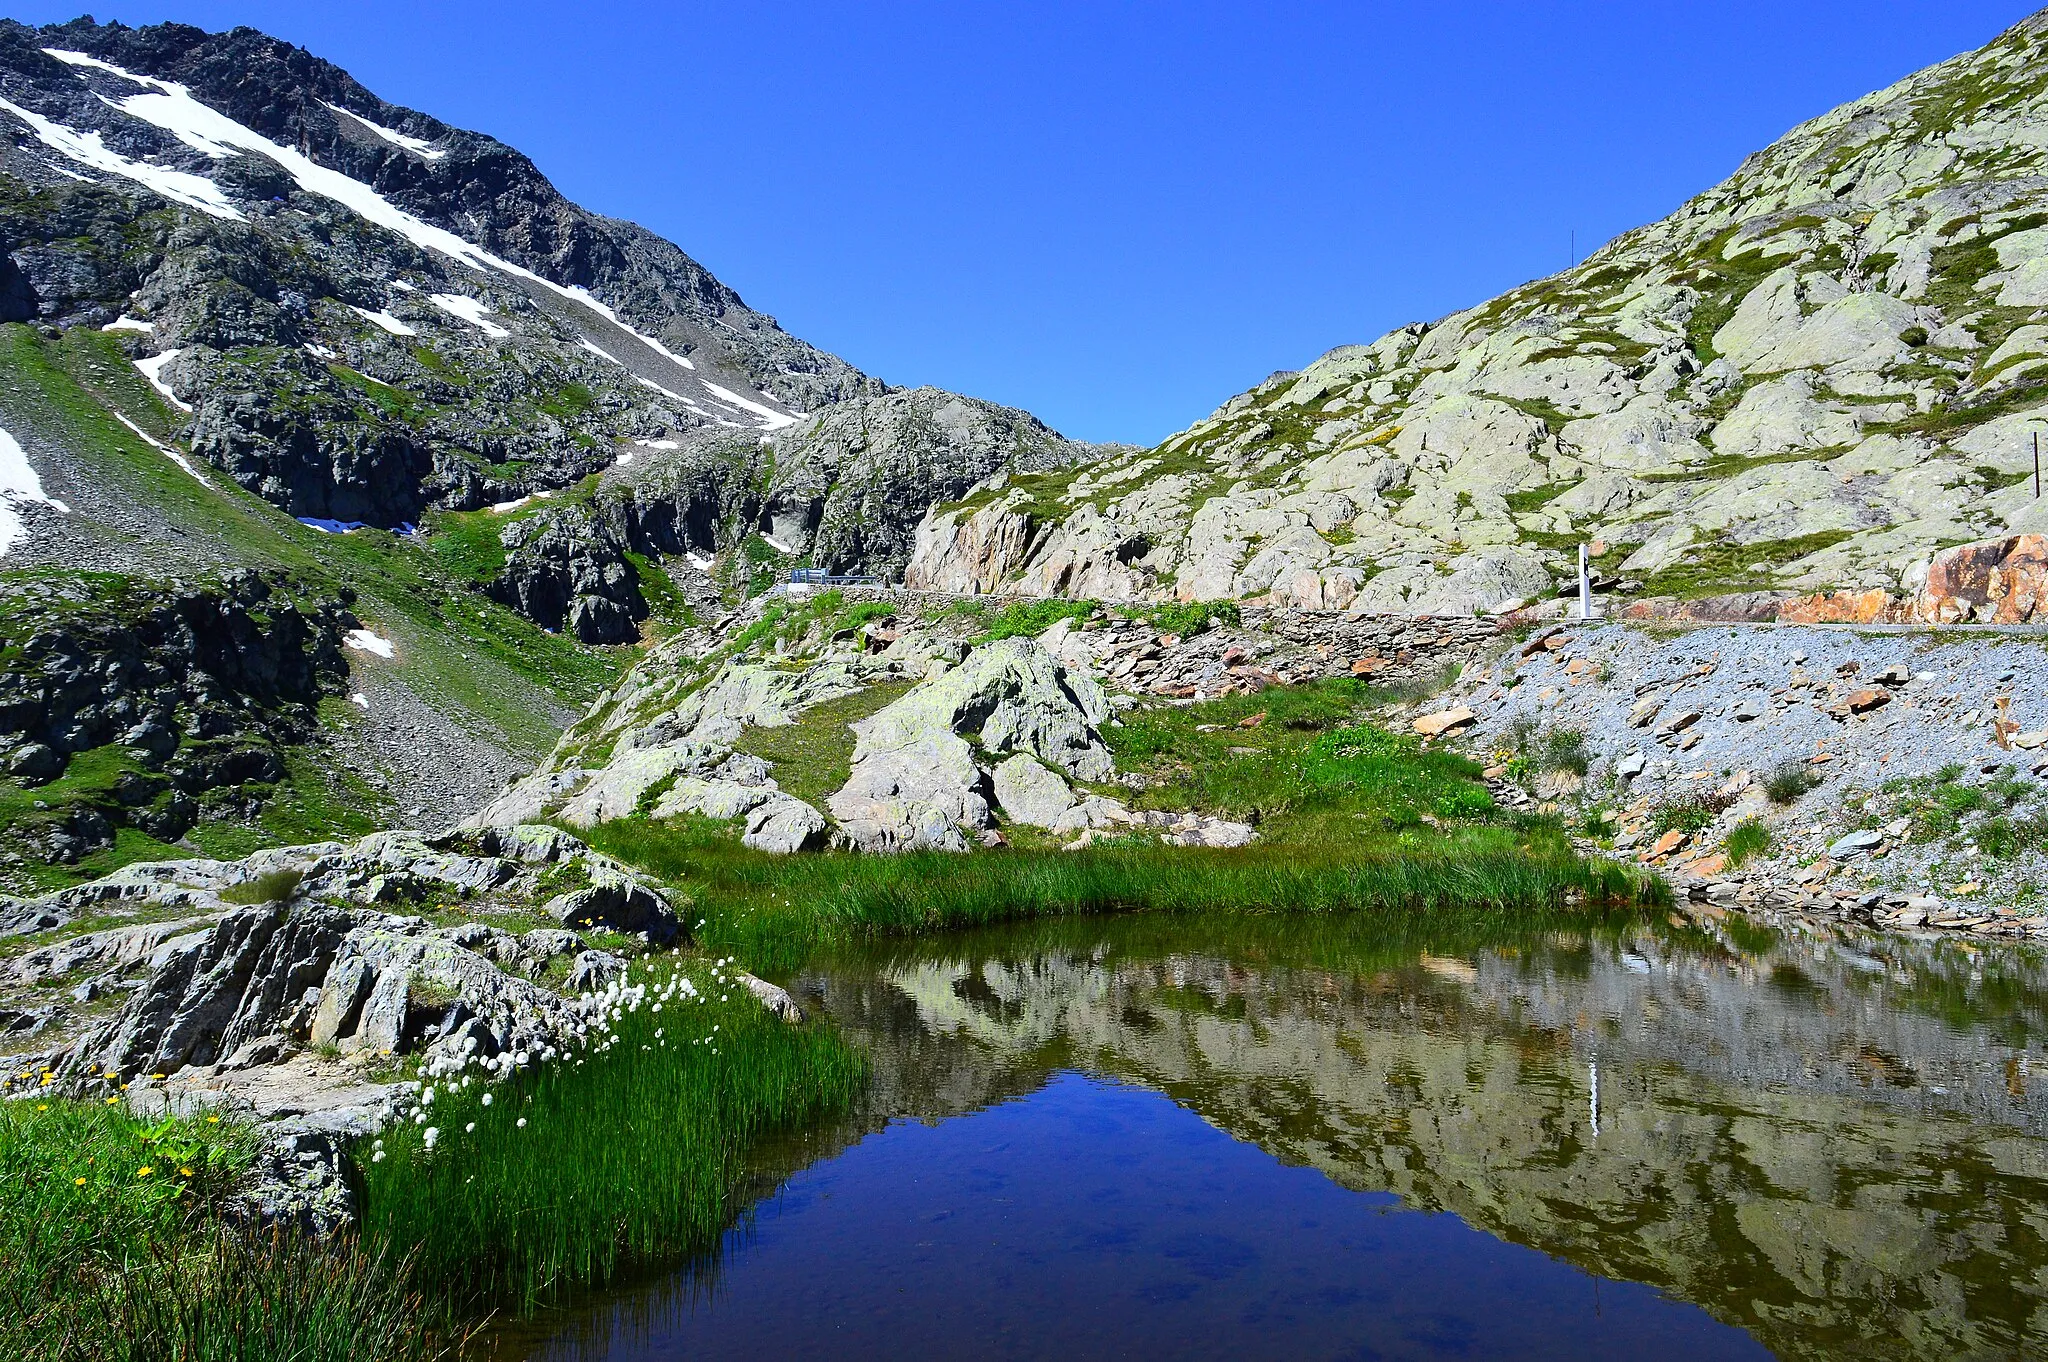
0 1097 244 1356
1723 819 1774 869
220 868 304 906
355 958 866 1314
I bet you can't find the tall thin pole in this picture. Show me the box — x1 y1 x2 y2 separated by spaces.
1578 542 1590 621
2035 430 2040 498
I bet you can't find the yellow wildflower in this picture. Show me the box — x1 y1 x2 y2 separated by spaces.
179 1168 193 1177
136 1166 153 1177
104 1097 118 1106
74 1177 85 1186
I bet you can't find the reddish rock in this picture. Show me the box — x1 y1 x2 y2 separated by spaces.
1911 534 2048 625
1777 589 1902 624
1350 656 1388 675
1685 852 1729 878
1845 688 1889 713
1413 707 1477 737
1645 829 1688 860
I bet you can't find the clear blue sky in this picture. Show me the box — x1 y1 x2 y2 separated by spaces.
10 2 2043 443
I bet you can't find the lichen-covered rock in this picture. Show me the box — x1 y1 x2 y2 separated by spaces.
743 797 828 854
899 14 2048 609
828 638 1114 853
993 754 1076 828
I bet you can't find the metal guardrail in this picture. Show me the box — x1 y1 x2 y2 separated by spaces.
788 568 882 587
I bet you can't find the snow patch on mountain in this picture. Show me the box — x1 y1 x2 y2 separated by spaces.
133 351 192 412
0 424 69 555
323 101 446 159
0 93 242 218
427 293 509 338
350 306 417 337
113 413 209 485
703 381 799 431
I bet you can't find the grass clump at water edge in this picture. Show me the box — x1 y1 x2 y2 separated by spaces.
581 818 1666 977
355 956 867 1314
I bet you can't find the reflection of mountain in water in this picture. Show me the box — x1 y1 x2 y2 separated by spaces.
794 915 2048 1362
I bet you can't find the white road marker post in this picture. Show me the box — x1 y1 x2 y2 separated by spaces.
1578 542 1591 621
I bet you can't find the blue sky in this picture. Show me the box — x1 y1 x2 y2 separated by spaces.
10 2 2044 443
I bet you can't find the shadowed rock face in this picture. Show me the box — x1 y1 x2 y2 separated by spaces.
787 913 2048 1360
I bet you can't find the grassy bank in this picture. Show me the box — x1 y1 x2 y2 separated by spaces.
580 675 1665 974
355 958 866 1315
0 1095 442 1361
583 820 1660 977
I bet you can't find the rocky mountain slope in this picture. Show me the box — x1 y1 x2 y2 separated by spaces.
908 10 2048 614
0 18 1109 884
471 385 1099 643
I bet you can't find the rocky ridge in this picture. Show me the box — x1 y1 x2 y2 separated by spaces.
0 821 801 1226
0 568 357 874
907 12 2048 616
480 386 1100 642
475 587 1500 853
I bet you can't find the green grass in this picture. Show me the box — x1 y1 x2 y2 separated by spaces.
219 868 304 906
1130 599 1239 637
1764 757 1820 805
0 1095 437 1361
0 323 621 765
1650 792 1733 835
624 551 698 634
580 819 1665 979
1724 819 1774 868
731 681 914 808
974 597 1100 642
1681 241 1782 363
1637 529 1854 598
355 957 866 1314
1103 675 1472 829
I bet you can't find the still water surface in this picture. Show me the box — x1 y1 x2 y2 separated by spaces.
509 910 2048 1360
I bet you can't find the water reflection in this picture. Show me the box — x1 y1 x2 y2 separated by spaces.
516 910 2048 1360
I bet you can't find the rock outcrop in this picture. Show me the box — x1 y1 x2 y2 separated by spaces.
0 570 352 866
828 638 1113 852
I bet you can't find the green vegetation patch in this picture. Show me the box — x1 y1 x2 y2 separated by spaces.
732 681 915 808
1637 529 1853 599
0 1094 439 1360
581 816 1665 980
1103 676 1482 831
357 957 865 1314
974 597 1100 642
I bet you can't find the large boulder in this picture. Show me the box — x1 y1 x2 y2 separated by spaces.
1911 534 2048 624
827 638 1114 852
743 797 829 854
993 754 1076 828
